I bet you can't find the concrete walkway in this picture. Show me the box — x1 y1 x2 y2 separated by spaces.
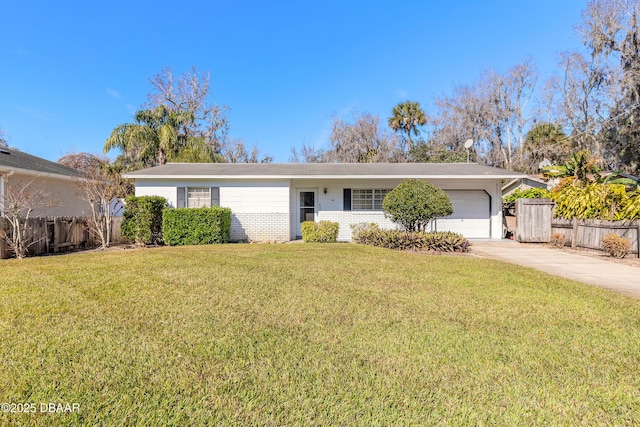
470 240 640 299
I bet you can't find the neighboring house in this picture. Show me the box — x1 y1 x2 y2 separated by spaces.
0 147 90 217
125 163 525 241
502 175 551 198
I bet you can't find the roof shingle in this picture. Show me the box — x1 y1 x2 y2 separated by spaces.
0 148 81 178
124 162 526 179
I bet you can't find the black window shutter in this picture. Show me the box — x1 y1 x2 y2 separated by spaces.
177 187 186 208
343 188 351 211
211 187 220 207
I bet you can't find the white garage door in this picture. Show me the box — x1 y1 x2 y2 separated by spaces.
432 190 491 238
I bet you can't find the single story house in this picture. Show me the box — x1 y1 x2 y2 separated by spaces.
124 163 525 241
0 147 90 217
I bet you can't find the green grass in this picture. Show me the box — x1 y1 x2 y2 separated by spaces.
0 244 639 425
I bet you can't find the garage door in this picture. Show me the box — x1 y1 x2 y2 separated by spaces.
432 190 491 238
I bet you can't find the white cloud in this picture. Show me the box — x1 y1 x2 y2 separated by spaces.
332 101 358 119
107 88 122 99
395 89 408 99
17 106 53 122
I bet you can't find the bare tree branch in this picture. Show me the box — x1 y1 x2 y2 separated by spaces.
145 66 231 153
0 180 59 258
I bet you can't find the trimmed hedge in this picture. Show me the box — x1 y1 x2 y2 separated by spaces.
352 223 469 252
301 221 339 243
121 196 168 246
162 207 232 246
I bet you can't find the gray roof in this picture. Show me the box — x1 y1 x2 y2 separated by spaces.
124 162 526 179
0 147 82 178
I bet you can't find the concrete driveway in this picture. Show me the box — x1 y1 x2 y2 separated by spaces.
471 240 640 299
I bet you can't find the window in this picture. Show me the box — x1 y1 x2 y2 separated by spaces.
352 189 391 210
187 187 210 208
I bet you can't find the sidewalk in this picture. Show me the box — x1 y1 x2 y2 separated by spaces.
470 240 640 299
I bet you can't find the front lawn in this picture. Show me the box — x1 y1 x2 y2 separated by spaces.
1 244 639 425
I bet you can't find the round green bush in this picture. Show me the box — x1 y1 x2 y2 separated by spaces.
382 179 453 232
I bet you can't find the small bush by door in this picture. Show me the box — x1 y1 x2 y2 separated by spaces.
301 221 339 243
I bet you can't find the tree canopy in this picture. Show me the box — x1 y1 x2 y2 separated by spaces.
388 101 426 150
382 179 453 232
104 105 222 169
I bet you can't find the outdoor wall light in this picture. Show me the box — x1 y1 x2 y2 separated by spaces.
323 187 327 194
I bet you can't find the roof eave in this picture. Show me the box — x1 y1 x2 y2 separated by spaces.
124 173 524 180
0 166 84 182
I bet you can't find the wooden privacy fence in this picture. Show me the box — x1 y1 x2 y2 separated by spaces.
551 218 640 256
0 216 125 259
515 198 640 257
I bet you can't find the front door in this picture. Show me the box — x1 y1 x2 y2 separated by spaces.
297 190 316 237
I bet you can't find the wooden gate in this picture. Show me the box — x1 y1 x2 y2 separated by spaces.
515 198 555 243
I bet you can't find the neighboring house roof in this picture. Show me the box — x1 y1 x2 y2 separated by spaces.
124 163 526 180
502 176 550 195
0 147 82 179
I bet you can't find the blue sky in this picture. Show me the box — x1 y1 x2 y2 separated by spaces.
0 1 588 163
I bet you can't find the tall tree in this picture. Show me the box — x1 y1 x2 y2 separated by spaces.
222 138 274 163
146 66 230 154
552 51 611 159
409 141 469 163
388 101 427 149
521 123 571 172
104 105 220 168
430 83 488 155
580 0 640 172
427 61 538 169
326 113 404 163
289 143 325 163
57 152 110 176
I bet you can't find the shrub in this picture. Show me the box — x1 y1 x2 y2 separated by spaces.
619 190 640 220
502 188 552 204
162 207 232 246
302 221 339 243
121 196 168 246
601 233 632 259
422 232 471 252
350 223 379 241
382 179 453 232
549 233 566 249
551 182 628 220
353 226 469 253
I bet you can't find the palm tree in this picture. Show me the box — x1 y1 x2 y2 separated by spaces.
522 123 570 172
388 101 426 149
104 105 195 168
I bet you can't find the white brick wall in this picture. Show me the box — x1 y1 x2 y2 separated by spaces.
230 212 290 242
317 210 399 241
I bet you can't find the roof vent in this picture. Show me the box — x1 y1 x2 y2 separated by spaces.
0 149 9 155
